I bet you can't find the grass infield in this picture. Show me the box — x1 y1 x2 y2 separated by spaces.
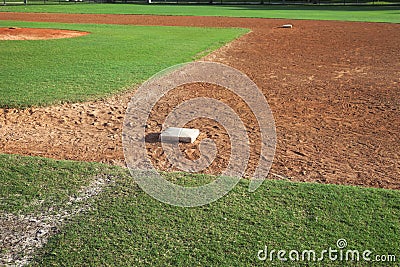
0 154 398 266
0 4 399 23
0 21 247 108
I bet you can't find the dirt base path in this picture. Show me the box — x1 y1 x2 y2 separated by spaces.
0 13 399 189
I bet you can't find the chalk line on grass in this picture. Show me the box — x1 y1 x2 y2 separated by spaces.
0 174 115 267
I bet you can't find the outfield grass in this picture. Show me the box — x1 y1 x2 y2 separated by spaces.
1 154 399 265
1 154 395 266
0 4 399 23
0 154 125 214
0 21 246 108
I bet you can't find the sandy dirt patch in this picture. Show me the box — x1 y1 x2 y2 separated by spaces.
0 13 399 189
0 27 89 40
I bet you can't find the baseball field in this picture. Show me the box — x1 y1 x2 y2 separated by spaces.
0 4 399 266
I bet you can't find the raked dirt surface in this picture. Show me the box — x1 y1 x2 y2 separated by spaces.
0 13 399 189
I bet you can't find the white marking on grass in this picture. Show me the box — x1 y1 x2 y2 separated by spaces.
0 174 115 267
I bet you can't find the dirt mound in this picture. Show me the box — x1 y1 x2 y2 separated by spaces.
0 27 89 40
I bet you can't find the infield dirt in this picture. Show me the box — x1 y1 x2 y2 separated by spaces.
0 27 88 40
0 13 399 189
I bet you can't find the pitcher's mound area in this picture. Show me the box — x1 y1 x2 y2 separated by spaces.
0 27 89 40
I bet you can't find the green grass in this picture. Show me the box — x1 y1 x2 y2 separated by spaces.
1 153 398 265
34 169 400 266
0 154 125 214
0 21 246 108
1 4 399 23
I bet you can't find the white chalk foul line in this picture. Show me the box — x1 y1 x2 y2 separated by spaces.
0 174 115 267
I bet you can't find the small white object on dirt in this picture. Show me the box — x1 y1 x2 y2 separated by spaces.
281 24 293 28
160 127 200 143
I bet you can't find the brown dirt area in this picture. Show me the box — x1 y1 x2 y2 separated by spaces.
0 13 399 189
0 27 89 40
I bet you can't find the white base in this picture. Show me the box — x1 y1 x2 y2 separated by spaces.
160 127 200 143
